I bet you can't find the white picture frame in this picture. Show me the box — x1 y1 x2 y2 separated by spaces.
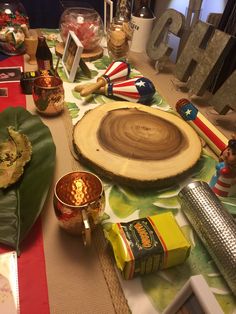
104 0 114 34
62 31 84 82
163 275 224 314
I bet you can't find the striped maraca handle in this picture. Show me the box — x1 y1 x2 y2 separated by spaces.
74 83 89 92
80 77 106 97
74 83 104 95
80 60 130 97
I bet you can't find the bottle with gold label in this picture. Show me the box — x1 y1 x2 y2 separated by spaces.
36 36 53 71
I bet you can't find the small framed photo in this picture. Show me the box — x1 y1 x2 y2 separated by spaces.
104 0 114 34
0 87 8 97
0 66 22 83
163 275 224 314
62 30 84 82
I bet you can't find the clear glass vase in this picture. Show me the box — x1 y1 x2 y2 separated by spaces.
59 7 104 52
0 0 29 55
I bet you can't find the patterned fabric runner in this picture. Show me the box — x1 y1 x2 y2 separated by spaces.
0 55 50 314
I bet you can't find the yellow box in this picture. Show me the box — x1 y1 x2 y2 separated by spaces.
104 212 191 279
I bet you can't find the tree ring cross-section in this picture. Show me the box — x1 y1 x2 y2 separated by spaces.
73 102 202 189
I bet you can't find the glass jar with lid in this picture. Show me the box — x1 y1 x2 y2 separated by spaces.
107 0 133 60
0 0 29 55
107 17 132 60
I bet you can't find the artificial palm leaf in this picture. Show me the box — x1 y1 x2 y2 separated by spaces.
0 107 56 253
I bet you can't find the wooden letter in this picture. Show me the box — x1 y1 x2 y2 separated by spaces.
175 21 234 96
146 9 185 61
210 69 236 114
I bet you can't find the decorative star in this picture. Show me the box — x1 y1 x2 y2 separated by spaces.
185 109 192 116
136 80 146 87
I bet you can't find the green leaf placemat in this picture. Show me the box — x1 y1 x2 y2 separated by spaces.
0 107 56 253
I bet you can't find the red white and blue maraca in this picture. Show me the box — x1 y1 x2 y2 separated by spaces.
80 60 131 96
105 77 156 104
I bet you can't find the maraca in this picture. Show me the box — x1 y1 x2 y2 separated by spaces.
74 77 156 104
104 77 156 104
176 98 228 156
80 60 131 97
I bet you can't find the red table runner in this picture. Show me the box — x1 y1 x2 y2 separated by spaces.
0 55 50 314
0 55 26 111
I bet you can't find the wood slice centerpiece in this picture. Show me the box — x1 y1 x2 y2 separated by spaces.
73 102 202 189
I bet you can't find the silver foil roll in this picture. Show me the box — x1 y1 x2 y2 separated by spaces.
178 181 236 296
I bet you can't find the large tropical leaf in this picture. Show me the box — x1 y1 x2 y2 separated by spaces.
0 107 56 253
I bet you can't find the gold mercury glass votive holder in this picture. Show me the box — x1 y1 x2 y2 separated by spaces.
53 171 105 246
32 76 64 116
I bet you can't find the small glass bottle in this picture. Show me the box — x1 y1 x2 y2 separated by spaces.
36 36 53 71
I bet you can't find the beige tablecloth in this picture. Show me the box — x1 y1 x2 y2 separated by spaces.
25 68 130 313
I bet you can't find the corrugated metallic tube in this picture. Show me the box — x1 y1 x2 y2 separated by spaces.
178 181 236 296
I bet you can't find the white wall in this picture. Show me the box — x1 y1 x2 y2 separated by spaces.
155 0 227 21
